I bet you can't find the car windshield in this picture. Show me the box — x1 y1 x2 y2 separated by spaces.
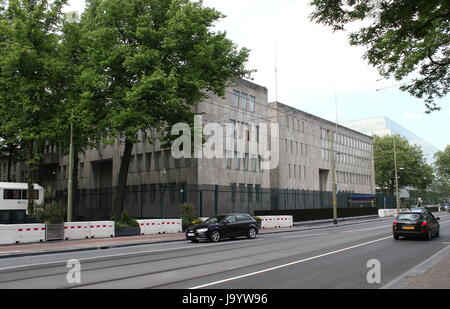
204 216 227 223
398 213 422 221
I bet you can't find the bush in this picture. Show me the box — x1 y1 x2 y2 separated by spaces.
35 201 66 224
111 211 139 230
190 218 203 225
181 203 200 230
252 216 262 223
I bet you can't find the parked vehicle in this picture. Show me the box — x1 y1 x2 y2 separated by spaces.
442 203 450 212
186 213 259 243
0 183 44 224
393 209 440 240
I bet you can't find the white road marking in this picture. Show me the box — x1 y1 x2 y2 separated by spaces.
0 239 263 271
189 236 392 289
339 225 390 233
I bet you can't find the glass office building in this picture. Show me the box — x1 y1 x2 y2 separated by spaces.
342 116 439 164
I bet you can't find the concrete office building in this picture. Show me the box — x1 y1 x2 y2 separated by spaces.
3 79 375 219
269 102 375 195
342 116 439 164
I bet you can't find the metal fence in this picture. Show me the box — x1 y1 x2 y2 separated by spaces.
55 184 380 221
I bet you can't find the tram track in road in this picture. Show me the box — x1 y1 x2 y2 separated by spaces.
69 233 394 289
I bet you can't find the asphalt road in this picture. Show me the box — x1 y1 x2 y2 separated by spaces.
0 212 449 289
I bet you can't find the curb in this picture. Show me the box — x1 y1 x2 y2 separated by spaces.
381 245 450 289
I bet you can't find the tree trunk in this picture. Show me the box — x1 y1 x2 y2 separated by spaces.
26 143 35 216
113 138 133 217
6 145 13 182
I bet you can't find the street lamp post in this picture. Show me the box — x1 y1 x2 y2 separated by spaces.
394 137 400 216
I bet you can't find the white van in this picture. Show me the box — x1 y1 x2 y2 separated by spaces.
0 182 44 213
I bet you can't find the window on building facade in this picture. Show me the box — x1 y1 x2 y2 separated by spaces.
241 93 248 110
137 154 143 173
146 153 152 171
249 95 255 112
243 153 249 171
154 151 161 170
233 90 240 107
233 151 241 170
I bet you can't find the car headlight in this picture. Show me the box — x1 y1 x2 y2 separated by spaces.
196 228 208 233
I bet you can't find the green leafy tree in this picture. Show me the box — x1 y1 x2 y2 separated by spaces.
57 15 110 214
0 0 68 214
80 0 252 216
433 145 450 201
0 131 25 181
309 0 450 112
434 145 450 179
373 135 434 194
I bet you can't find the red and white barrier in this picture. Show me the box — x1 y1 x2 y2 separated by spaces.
0 224 46 245
63 221 114 239
259 216 293 228
64 222 91 240
137 219 162 235
0 225 16 244
378 209 396 218
137 219 182 235
89 221 115 238
161 219 182 234
275 216 293 228
260 217 278 228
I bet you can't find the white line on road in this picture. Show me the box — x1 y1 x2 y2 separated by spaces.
189 236 392 289
339 225 390 233
0 239 264 271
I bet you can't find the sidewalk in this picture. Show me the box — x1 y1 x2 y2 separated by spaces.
404 252 450 289
0 216 390 259
382 243 450 289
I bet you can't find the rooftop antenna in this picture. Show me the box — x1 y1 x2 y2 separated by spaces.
274 41 278 103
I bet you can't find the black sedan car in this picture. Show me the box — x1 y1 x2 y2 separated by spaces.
186 214 259 243
393 209 440 240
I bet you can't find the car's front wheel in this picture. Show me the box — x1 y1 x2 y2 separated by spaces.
247 227 257 239
209 230 221 242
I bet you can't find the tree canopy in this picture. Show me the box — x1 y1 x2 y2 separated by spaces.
373 135 434 193
309 0 450 112
79 0 252 216
434 145 450 179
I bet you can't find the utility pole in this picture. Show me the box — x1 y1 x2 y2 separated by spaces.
393 136 400 216
67 120 74 222
64 12 79 223
329 130 338 225
330 84 339 225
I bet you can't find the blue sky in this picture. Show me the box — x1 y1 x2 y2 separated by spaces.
66 0 450 151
